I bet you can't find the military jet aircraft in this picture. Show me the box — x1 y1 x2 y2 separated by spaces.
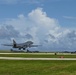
2 40 39 50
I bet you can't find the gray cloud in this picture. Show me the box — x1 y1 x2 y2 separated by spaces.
0 25 20 40
45 30 76 51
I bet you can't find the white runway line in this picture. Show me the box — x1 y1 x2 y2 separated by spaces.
0 57 76 60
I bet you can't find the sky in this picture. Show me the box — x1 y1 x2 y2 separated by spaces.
0 0 76 51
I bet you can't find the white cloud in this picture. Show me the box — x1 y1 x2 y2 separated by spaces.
0 7 76 51
28 8 59 32
63 16 76 20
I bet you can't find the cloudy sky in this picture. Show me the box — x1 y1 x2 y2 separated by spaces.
0 0 76 51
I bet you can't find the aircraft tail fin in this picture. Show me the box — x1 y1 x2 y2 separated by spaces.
13 40 17 47
13 40 16 44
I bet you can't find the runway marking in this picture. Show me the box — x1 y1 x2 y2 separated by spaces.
0 57 76 60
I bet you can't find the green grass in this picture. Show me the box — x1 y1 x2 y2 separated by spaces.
0 54 76 58
0 50 10 53
0 60 76 75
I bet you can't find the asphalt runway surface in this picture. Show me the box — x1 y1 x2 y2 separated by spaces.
0 57 76 60
0 53 54 54
0 53 73 55
0 53 76 60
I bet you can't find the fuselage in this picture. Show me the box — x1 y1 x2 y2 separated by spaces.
13 41 33 50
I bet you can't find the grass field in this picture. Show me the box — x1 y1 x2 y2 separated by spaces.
0 53 76 58
0 50 11 53
0 51 76 75
0 60 76 75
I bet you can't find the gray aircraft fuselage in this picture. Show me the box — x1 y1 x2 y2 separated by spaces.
2 40 39 50
13 41 33 50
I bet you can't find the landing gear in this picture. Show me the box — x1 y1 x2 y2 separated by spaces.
23 48 25 50
27 49 29 52
19 48 21 50
10 49 13 52
26 49 32 53
19 48 26 50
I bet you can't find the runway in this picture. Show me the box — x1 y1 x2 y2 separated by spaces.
0 57 76 60
0 53 76 60
0 52 73 55
0 53 55 54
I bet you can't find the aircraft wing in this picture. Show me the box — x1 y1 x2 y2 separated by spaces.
2 44 13 46
29 45 42 47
